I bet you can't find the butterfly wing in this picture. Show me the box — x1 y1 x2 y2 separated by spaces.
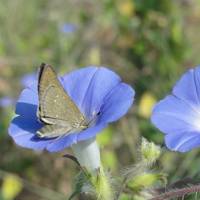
37 63 87 138
37 124 74 138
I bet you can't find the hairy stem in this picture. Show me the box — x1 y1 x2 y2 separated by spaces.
150 184 200 200
114 177 128 200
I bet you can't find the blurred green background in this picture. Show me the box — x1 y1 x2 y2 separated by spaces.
1 0 200 199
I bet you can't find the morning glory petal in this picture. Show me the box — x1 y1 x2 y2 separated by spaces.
8 116 51 150
46 123 107 152
80 67 121 119
47 134 78 152
21 73 37 88
0 97 14 108
99 83 135 123
165 131 200 152
172 67 200 107
15 87 38 119
151 95 200 134
61 67 98 112
77 123 107 141
62 67 121 119
60 23 77 33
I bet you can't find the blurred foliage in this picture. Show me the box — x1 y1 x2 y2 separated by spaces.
1 174 23 200
0 0 200 199
138 92 156 119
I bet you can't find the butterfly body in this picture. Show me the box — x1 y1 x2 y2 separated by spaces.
36 63 88 138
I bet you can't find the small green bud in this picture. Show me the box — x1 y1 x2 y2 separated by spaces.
141 138 161 165
127 172 166 191
91 167 113 200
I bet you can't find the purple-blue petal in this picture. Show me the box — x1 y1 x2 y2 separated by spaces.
8 116 51 150
47 134 78 152
15 87 38 119
151 95 200 134
99 83 135 123
60 23 77 33
77 123 107 141
165 131 200 152
0 97 14 107
61 67 98 112
78 67 121 119
62 67 121 119
172 67 200 108
21 73 37 88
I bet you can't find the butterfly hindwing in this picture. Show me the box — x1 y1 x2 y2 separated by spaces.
37 124 72 138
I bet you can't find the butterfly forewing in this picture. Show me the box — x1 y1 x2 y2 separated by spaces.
37 63 87 138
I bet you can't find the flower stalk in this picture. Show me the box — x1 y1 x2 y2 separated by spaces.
72 138 113 200
72 137 100 172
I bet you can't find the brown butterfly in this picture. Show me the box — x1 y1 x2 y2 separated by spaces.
36 63 88 138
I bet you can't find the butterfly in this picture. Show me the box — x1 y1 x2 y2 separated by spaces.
36 63 88 138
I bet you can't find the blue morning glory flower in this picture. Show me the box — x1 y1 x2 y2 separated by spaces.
151 66 200 152
21 73 37 88
0 97 14 108
60 23 77 34
9 66 134 152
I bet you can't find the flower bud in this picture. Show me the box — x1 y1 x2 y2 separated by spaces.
141 138 161 165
